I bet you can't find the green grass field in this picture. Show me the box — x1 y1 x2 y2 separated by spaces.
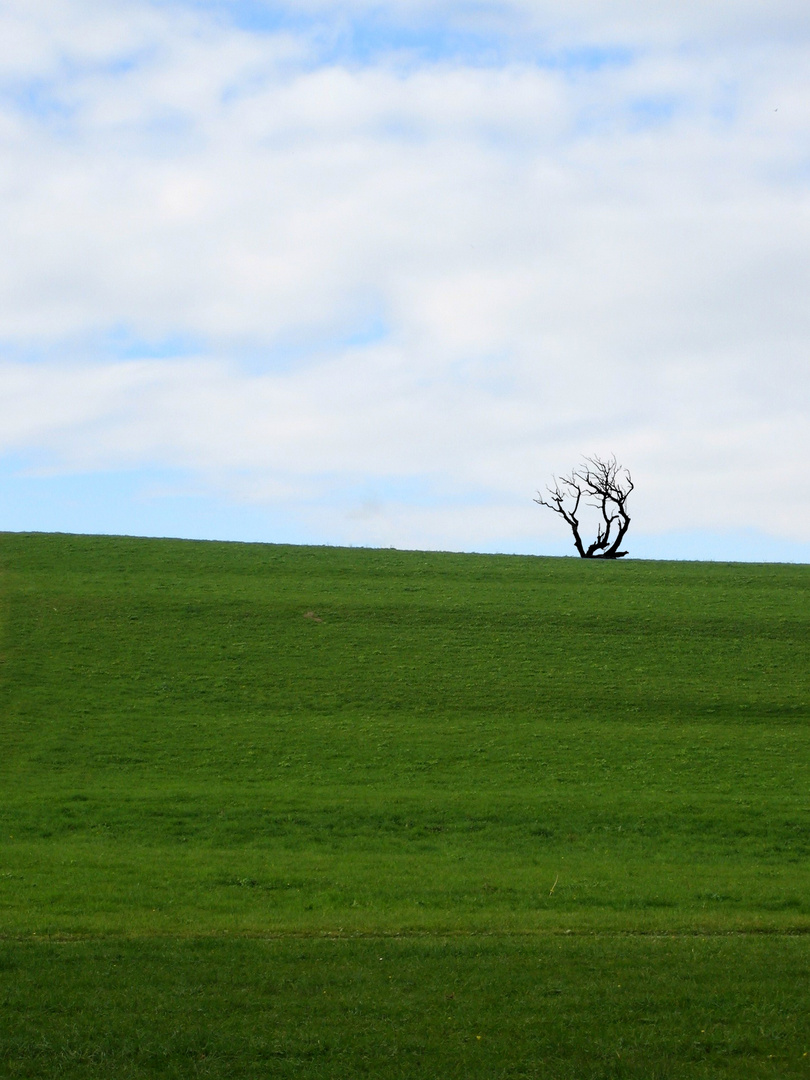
1 531 809 1077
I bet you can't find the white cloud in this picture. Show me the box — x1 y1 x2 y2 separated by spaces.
0 0 808 554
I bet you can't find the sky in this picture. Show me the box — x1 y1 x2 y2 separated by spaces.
1 0 809 561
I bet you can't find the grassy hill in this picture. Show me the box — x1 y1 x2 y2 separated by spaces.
1 532 809 1077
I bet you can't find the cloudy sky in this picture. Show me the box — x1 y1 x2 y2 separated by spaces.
1 0 809 560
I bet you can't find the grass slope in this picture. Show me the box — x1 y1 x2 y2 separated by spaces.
1 532 809 1077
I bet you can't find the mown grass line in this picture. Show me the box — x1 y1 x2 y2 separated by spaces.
4 927 810 941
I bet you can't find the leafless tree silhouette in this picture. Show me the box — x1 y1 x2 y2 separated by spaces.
535 455 633 559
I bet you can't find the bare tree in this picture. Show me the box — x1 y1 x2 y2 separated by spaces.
535 455 633 559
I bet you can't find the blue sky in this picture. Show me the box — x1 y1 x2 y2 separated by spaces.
1 0 809 560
